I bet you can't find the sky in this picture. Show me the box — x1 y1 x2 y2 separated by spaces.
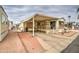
3 5 79 24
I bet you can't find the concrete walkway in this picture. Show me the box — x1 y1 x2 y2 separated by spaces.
35 32 79 53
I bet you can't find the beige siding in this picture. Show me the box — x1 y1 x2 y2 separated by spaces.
0 6 9 41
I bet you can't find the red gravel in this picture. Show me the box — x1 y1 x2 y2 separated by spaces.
0 31 26 53
18 32 44 53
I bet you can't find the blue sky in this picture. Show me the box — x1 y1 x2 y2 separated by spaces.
3 5 79 24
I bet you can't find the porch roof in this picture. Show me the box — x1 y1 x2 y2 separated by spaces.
22 13 59 23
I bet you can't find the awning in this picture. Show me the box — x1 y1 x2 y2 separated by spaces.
22 13 59 23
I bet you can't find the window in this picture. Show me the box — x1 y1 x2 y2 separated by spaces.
5 19 8 25
1 14 6 23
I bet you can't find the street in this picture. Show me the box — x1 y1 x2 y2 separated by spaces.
62 35 79 53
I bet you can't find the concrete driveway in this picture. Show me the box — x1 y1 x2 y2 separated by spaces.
35 32 79 53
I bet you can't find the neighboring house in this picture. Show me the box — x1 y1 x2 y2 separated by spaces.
18 14 65 34
74 22 79 30
0 6 9 41
65 22 75 30
9 21 13 30
18 23 24 32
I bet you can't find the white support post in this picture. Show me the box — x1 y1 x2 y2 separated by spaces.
33 16 34 37
56 20 59 30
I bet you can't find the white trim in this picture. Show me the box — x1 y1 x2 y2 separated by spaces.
33 16 34 36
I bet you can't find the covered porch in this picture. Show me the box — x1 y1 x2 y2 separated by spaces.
20 14 65 36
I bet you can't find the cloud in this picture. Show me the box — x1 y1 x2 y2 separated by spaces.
3 5 79 24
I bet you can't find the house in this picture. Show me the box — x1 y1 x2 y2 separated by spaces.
18 14 65 36
0 6 9 41
9 21 13 30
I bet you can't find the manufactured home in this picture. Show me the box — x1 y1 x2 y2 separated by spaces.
18 14 65 35
0 6 9 41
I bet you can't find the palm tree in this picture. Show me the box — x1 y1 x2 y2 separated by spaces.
77 8 79 13
68 16 71 29
77 8 79 19
68 16 71 23
75 8 79 27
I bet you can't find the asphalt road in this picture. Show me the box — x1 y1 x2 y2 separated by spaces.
61 35 79 53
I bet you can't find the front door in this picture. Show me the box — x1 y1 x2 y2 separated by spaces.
50 21 56 29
